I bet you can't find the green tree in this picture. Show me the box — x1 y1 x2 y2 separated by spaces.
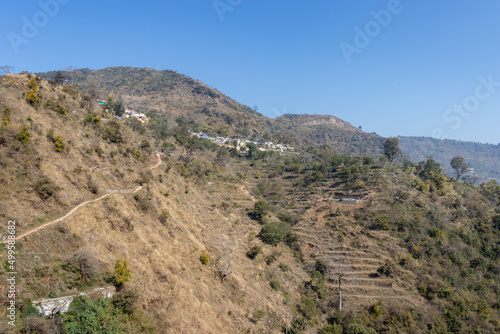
252 200 270 222
260 222 287 246
246 142 258 158
383 137 400 163
363 155 374 165
450 156 468 181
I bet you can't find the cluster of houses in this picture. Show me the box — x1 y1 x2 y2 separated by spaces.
190 131 295 153
97 100 149 123
123 107 148 123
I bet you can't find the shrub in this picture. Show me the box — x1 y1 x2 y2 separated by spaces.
278 210 300 225
252 200 270 222
279 262 289 271
2 108 11 126
27 76 38 90
297 297 317 320
345 323 377 334
103 121 123 143
17 126 31 143
62 296 124 333
377 260 397 278
111 290 137 315
47 133 65 152
33 177 60 200
200 250 210 265
321 324 343 334
265 255 276 265
84 113 102 126
26 89 40 108
62 84 79 99
369 302 384 318
269 281 281 291
159 210 169 225
113 259 131 288
44 100 67 115
252 308 266 322
246 245 262 259
260 222 289 246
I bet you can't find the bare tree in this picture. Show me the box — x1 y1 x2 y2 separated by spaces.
0 65 14 76
216 235 236 281
63 66 77 85
65 249 102 283
462 174 479 187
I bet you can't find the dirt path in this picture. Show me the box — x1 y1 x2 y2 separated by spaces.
17 152 162 240
16 186 142 239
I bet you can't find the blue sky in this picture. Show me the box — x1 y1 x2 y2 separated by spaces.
1 0 500 144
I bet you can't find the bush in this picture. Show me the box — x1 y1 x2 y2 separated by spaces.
103 121 123 143
200 250 210 265
113 259 131 288
33 177 60 200
269 281 281 291
111 290 137 315
246 245 262 259
297 297 317 320
26 89 40 108
47 132 65 152
62 296 124 333
377 260 397 278
17 126 31 143
260 222 289 246
321 324 343 334
345 323 377 334
252 308 266 322
2 108 11 126
84 114 101 127
159 210 169 225
252 200 270 222
44 100 67 115
62 84 79 99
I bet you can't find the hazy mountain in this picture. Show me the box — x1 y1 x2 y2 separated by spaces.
400 136 500 183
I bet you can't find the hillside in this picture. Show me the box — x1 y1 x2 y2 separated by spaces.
400 136 500 183
1 73 500 333
38 67 385 158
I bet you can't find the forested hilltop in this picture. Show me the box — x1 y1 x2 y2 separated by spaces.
400 136 500 184
1 71 500 333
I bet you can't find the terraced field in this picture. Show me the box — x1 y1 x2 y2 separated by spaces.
293 201 425 311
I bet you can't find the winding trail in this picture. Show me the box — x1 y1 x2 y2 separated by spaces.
16 153 162 240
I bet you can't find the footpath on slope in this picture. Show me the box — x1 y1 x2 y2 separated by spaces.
16 153 162 240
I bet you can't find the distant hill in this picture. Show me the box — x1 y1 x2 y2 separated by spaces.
400 136 500 183
38 67 385 158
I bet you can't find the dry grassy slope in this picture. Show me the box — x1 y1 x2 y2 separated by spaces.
0 73 149 232
0 74 311 333
39 67 267 135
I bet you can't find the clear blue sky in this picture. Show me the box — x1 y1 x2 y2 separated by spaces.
2 0 500 144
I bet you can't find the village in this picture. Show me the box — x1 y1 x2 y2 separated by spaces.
98 100 149 123
97 100 296 154
190 131 295 153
